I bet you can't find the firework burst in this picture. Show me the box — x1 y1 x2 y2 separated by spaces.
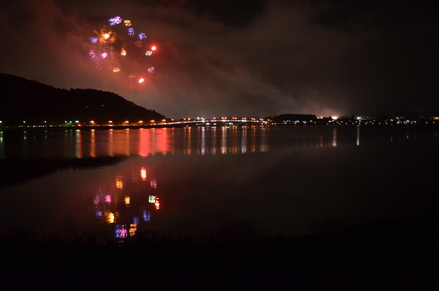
87 16 157 85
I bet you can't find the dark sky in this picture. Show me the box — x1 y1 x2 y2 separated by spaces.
1 0 438 118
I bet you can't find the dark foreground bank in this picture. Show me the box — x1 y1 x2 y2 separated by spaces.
2 215 439 291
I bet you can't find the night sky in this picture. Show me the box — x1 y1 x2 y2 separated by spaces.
0 0 438 119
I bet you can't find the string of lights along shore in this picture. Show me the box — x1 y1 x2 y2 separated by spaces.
88 16 157 84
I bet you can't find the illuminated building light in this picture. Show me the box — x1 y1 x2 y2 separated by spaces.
105 195 112 203
121 48 127 56
145 51 153 56
128 27 135 36
140 167 147 181
147 67 155 73
113 67 120 73
138 78 145 84
151 45 157 51
101 52 108 59
124 19 132 27
103 33 110 40
148 195 156 203
116 176 123 189
90 37 98 44
155 198 160 210
124 195 130 205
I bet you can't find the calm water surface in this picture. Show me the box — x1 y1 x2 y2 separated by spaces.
0 126 438 240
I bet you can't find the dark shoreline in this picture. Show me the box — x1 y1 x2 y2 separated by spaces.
2 215 439 290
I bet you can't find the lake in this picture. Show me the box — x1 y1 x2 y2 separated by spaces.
1 125 438 242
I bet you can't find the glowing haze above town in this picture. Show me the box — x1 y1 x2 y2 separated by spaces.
0 0 438 119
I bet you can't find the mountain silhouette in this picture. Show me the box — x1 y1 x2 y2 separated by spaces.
0 73 165 125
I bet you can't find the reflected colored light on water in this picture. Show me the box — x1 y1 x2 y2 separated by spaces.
150 178 157 189
108 129 114 156
108 212 115 223
0 127 271 159
231 126 239 154
143 211 151 222
129 224 137 236
221 127 227 154
95 210 103 219
241 127 247 154
75 130 82 158
332 127 337 147
115 225 128 238
125 128 130 156
116 176 123 189
155 128 170 154
211 127 217 155
259 127 269 152
184 127 192 155
90 129 96 157
140 167 147 181
0 131 3 159
200 127 206 155
0 126 439 246
139 128 151 157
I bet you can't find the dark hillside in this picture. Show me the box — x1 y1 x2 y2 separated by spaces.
0 73 165 124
